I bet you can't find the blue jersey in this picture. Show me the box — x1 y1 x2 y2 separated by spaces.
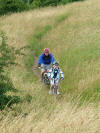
38 53 55 65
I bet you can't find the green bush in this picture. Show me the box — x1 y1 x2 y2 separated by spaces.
0 0 84 15
31 0 61 8
60 0 84 5
0 0 28 15
0 32 23 110
31 0 84 8
40 0 59 6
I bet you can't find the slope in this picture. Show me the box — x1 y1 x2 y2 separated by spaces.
0 0 100 133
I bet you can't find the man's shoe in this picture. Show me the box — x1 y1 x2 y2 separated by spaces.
57 91 60 95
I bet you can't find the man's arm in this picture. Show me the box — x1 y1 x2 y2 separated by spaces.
38 54 43 67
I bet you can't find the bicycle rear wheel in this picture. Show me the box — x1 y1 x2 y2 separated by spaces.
42 74 50 85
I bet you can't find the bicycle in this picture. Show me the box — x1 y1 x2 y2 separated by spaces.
49 78 60 95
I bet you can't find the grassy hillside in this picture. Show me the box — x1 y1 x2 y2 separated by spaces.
0 0 100 132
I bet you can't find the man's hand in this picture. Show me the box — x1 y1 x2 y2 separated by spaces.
38 64 41 68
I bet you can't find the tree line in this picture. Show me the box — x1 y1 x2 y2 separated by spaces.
0 0 84 15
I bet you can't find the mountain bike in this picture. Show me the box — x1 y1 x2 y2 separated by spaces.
50 78 59 95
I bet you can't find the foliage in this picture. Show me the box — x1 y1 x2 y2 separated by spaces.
0 0 84 15
60 0 84 5
31 0 59 7
0 0 28 15
31 0 84 7
0 32 21 110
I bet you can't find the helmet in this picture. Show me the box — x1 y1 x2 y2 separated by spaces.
54 62 59 66
44 48 49 53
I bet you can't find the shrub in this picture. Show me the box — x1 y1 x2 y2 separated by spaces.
0 32 22 110
31 0 84 7
0 0 28 15
60 0 84 5
31 0 60 8
0 0 84 15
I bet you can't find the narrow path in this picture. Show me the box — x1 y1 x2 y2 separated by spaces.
32 56 41 79
32 56 50 93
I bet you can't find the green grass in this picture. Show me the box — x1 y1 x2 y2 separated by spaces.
27 7 100 105
0 1 100 132
55 12 71 24
30 25 52 57
29 12 71 64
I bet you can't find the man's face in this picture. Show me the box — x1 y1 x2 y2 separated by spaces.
45 52 49 56
54 65 59 69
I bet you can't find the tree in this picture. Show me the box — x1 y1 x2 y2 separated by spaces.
0 0 28 15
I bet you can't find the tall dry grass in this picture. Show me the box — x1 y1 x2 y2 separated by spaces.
0 0 100 132
0 103 100 133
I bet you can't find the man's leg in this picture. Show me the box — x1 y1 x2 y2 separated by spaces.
46 64 51 71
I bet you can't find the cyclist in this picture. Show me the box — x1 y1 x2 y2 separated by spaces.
48 62 64 95
38 48 55 76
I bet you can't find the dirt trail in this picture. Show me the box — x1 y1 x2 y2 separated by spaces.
32 56 41 79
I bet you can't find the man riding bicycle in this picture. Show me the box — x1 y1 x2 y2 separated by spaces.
38 48 55 77
48 62 64 95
